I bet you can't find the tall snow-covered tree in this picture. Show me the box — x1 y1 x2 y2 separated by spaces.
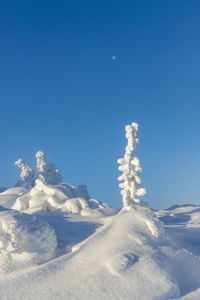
35 151 62 185
118 122 146 208
15 159 35 189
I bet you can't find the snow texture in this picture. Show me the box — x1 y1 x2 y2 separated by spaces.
36 151 62 185
4 150 116 216
0 187 27 208
118 122 146 208
0 184 200 299
0 207 57 274
15 159 35 189
11 177 116 216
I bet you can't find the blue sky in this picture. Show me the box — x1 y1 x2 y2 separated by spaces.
0 0 200 209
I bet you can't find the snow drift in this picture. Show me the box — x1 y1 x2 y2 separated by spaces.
10 151 116 216
0 207 57 274
12 177 116 216
0 204 200 299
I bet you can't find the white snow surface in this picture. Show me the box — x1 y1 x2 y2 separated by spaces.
0 206 57 274
11 178 116 216
0 185 200 299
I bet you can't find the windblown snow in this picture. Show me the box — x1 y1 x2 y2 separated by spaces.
0 129 200 300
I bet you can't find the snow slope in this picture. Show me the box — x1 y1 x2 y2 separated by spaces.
0 187 27 208
0 179 200 299
156 205 200 299
0 191 200 300
0 206 57 274
0 206 177 300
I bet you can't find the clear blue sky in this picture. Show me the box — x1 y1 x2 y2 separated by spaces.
1 0 200 209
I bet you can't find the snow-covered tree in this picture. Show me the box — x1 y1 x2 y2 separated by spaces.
15 159 35 189
35 151 62 185
118 122 146 208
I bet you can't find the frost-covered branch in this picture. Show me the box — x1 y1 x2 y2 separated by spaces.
15 159 35 189
35 151 62 185
118 122 146 208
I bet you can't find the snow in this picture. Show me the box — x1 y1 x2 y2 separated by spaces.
0 187 200 299
11 177 116 216
0 206 57 274
0 125 200 299
11 151 116 216
15 159 35 189
35 151 62 185
118 122 146 208
0 187 27 208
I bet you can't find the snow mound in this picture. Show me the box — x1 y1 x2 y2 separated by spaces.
156 204 200 230
0 206 180 300
44 207 180 299
0 204 200 299
0 207 57 273
0 150 117 216
0 187 27 209
63 197 117 216
11 178 116 216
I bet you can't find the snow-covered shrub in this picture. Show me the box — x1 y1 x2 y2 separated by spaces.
35 151 62 185
63 197 117 216
15 159 35 189
118 122 146 208
12 151 116 216
0 207 57 273
12 178 117 216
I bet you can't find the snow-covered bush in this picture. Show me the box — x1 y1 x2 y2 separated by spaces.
12 151 116 216
35 151 62 185
63 197 117 216
118 122 146 208
15 159 35 189
12 178 117 216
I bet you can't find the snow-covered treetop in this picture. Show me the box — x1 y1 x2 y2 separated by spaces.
118 122 146 208
15 151 62 188
15 159 35 189
35 151 62 185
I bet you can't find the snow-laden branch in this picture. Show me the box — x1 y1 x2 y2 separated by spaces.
35 151 62 185
118 122 146 208
15 159 35 189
